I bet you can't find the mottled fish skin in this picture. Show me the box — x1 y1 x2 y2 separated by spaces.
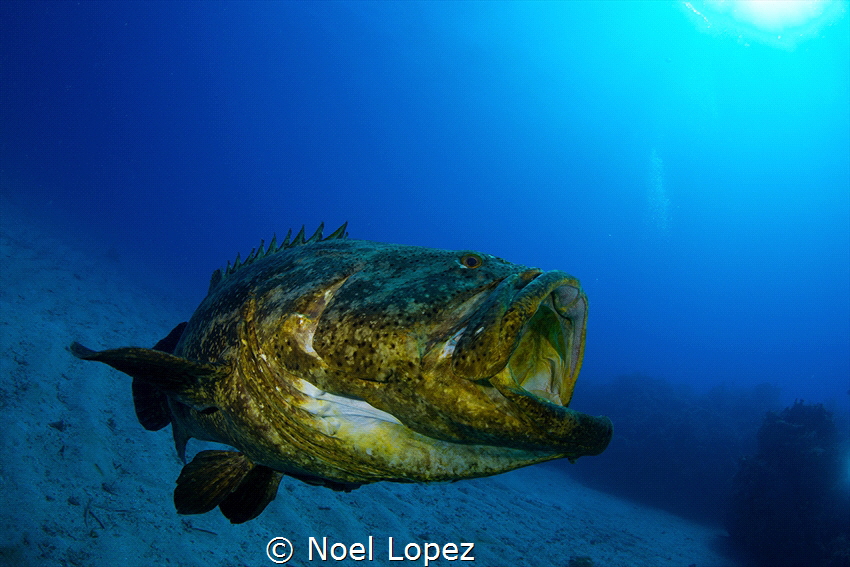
72 227 612 521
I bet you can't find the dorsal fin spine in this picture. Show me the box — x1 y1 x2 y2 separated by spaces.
291 226 306 246
306 222 324 244
327 221 348 240
207 224 348 295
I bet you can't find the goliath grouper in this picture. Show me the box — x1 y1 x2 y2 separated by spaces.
71 224 612 523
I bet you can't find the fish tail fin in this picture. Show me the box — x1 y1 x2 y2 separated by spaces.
69 341 224 411
131 322 190 431
174 450 282 524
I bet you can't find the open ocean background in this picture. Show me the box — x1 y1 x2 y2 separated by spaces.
1 2 848 566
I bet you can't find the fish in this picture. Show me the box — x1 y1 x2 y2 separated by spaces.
70 224 612 523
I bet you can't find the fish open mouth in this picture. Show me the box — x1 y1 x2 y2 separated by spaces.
500 282 587 407
451 269 588 409
448 269 610 455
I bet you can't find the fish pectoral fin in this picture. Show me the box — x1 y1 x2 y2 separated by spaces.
69 342 224 411
174 450 282 524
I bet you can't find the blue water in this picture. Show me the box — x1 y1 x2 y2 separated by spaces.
4 0 846 407
1 1 848 564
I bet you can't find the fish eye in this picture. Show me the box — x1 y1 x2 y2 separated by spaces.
459 253 483 269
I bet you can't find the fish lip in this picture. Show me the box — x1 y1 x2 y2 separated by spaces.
452 269 587 408
504 271 587 408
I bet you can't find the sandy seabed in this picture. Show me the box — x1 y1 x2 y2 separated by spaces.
0 201 738 567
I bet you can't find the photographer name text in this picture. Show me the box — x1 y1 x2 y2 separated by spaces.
266 536 475 564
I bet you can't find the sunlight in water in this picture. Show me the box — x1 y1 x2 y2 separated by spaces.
733 0 829 32
648 148 671 235
682 0 847 49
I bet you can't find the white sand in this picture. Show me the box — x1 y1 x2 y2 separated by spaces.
0 201 738 567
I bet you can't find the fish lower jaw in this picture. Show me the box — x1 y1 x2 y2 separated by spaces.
287 379 562 482
494 364 564 407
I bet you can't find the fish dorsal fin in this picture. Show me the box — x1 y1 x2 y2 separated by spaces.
70 342 225 411
206 222 348 296
174 450 282 524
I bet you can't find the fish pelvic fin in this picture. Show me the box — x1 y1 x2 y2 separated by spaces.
69 342 226 412
174 450 282 524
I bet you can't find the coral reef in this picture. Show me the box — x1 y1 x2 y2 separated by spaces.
568 374 781 524
726 401 850 567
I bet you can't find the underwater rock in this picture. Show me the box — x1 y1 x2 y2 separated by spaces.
567 375 779 524
726 401 849 567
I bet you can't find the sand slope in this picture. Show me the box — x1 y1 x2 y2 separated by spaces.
0 203 738 567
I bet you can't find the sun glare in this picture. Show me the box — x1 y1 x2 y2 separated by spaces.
735 0 827 32
683 0 847 48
